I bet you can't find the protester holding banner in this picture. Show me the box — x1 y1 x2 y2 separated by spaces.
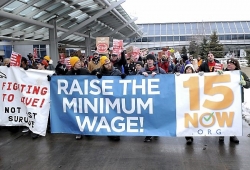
66 56 90 140
183 64 196 145
219 58 250 144
138 54 166 142
88 51 101 72
93 56 126 141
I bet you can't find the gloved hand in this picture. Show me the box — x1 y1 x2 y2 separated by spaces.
240 75 246 86
121 74 126 79
239 80 246 86
217 70 223 75
91 69 97 75
198 71 204 76
47 75 51 81
152 72 157 77
96 73 102 79
175 72 180 76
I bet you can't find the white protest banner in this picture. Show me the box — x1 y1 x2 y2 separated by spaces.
175 71 242 136
0 66 54 136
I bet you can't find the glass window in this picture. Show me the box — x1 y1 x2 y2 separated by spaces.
148 25 154 35
219 35 225 40
33 45 46 58
179 23 185 34
216 22 224 34
141 37 148 42
210 23 217 33
241 22 250 33
191 23 198 34
173 36 179 41
204 23 211 35
161 24 166 35
142 24 148 35
232 34 237 40
136 38 142 42
167 24 173 35
155 36 160 41
180 36 186 41
185 23 192 34
197 23 204 34
186 36 192 41
223 22 231 33
235 22 244 33
148 37 154 42
167 36 173 41
225 35 231 40
161 36 166 41
237 34 244 40
155 24 160 35
173 23 179 35
245 34 250 39
229 22 237 33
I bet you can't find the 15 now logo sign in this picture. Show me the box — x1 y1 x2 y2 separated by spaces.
175 72 242 136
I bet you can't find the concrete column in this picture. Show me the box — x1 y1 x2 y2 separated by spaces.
85 30 91 57
49 18 58 65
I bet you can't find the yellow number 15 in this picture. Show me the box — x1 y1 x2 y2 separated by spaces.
183 75 233 110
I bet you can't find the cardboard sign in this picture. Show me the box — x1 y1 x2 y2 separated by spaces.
113 39 123 55
214 63 223 71
96 37 109 54
10 52 21 67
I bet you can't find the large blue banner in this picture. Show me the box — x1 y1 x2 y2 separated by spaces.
50 75 176 136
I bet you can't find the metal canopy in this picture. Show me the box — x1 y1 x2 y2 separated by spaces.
0 0 143 48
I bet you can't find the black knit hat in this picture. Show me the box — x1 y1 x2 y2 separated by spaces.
227 58 241 70
135 61 143 67
146 54 155 61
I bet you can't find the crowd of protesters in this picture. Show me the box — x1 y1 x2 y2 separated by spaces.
1 49 250 144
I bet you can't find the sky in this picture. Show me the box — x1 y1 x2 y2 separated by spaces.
121 0 250 23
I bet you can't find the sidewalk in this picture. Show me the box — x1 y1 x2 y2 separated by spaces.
1 121 250 170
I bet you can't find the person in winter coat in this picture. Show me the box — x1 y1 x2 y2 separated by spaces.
137 54 166 142
88 51 101 72
66 56 90 140
218 58 250 144
91 56 126 141
44 55 55 71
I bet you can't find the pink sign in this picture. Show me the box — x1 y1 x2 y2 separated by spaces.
113 39 123 55
33 48 38 59
10 52 22 67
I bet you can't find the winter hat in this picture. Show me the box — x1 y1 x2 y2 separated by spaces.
70 56 80 67
93 51 99 55
227 58 241 70
135 61 143 67
184 64 195 72
146 54 155 61
44 55 51 61
100 56 110 66
40 59 48 67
